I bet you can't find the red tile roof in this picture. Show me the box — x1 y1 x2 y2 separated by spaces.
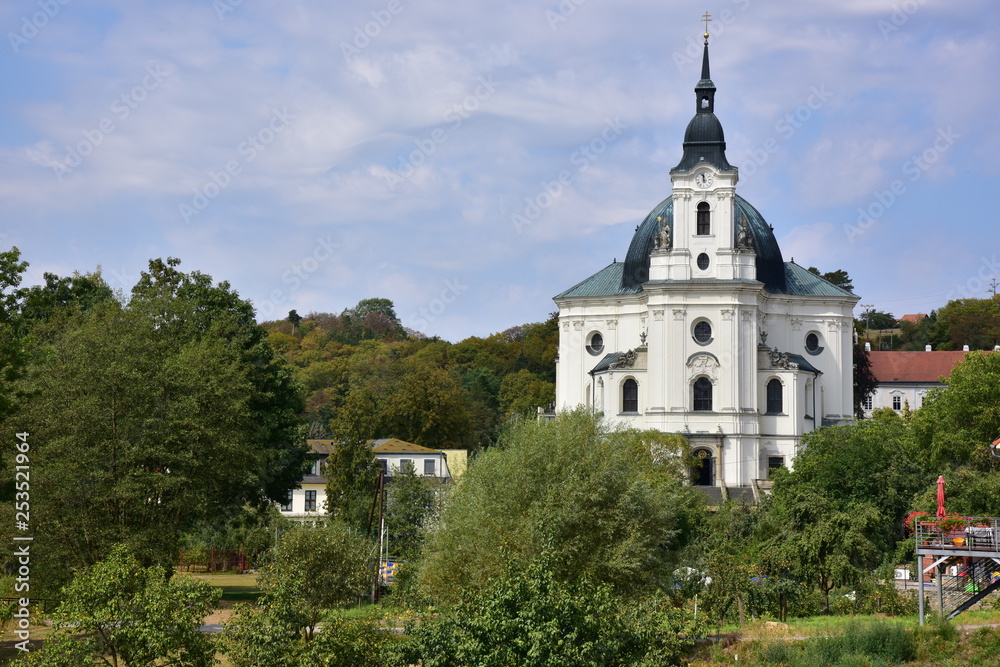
868 351 986 383
898 313 928 324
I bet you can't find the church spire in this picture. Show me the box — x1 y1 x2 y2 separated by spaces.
695 13 716 115
670 16 732 173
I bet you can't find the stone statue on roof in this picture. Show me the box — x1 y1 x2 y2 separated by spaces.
736 215 752 251
653 216 672 251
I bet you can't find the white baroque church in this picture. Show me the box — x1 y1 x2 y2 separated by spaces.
553 38 858 494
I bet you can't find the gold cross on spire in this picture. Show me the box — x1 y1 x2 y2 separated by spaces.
702 11 712 40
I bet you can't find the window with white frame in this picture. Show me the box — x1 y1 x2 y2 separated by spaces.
892 394 902 411
862 393 873 410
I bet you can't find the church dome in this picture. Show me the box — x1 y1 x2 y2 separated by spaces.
621 194 786 293
683 112 726 145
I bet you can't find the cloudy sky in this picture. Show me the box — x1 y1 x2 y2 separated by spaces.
1 0 997 341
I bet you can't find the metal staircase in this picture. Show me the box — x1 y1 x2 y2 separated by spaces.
915 517 1000 624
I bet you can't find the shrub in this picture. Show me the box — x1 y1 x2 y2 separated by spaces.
410 557 700 666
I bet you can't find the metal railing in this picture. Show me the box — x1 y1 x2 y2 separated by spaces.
916 517 1000 552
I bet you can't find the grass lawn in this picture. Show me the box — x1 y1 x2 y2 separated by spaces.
690 609 1000 665
707 607 1000 638
186 572 261 602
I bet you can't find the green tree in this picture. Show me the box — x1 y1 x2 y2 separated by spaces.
287 309 302 335
385 461 438 560
858 308 897 332
765 485 884 614
418 410 703 602
3 259 307 585
129 258 307 502
331 342 473 449
19 270 114 327
410 557 698 667
225 607 389 667
180 503 292 569
935 297 1000 350
807 267 854 292
323 438 380 532
0 248 28 421
225 522 372 666
498 368 555 418
911 350 1000 471
23 546 219 667
853 342 878 419
790 418 926 535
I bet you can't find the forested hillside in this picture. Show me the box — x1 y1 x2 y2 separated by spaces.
260 301 558 450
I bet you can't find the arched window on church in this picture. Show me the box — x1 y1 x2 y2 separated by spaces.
766 379 783 414
696 202 711 235
622 379 638 413
693 377 713 411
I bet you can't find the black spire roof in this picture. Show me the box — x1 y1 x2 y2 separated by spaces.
671 40 733 173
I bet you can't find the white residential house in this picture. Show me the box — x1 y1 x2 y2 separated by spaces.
863 349 989 416
278 438 456 520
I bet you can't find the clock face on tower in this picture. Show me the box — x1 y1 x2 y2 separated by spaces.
694 171 714 189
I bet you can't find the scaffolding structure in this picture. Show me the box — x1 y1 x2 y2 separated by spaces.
914 517 1000 624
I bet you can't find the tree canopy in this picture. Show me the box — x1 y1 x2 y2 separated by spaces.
2 258 307 585
24 546 220 667
807 266 854 291
418 410 703 602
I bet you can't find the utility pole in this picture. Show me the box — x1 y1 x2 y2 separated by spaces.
989 279 998 298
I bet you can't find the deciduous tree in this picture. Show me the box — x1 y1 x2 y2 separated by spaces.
24 546 219 667
853 342 878 419
911 350 1000 471
385 461 438 560
418 410 703 602
3 259 307 585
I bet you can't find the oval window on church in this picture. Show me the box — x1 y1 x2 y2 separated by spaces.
805 332 823 355
697 253 710 270
586 332 604 356
693 320 712 344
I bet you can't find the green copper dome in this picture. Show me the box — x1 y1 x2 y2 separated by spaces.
621 194 786 293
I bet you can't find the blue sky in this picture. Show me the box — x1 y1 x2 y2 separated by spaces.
2 0 997 341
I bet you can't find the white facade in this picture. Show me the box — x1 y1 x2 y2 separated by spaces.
862 350 986 418
553 40 858 490
279 438 452 520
